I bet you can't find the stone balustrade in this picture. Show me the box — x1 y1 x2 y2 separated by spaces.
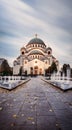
0 76 26 81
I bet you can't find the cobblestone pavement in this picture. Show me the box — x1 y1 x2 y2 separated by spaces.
0 77 72 130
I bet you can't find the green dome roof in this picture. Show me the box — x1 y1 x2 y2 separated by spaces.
27 38 46 46
47 47 52 50
29 50 43 55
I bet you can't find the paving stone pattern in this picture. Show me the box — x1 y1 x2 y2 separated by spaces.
0 77 72 130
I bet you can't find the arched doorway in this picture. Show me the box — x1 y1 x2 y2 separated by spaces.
39 68 42 75
30 67 33 76
34 66 38 75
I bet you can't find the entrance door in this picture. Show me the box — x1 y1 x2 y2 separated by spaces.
39 68 42 75
34 66 38 75
30 67 33 76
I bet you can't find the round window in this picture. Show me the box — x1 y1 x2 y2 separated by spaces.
22 51 24 55
48 51 50 55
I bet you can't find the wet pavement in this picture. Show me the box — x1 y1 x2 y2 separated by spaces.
0 77 72 130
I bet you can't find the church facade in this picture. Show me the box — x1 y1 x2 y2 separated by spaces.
13 36 59 75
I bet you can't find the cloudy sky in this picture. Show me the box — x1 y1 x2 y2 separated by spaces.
0 0 72 68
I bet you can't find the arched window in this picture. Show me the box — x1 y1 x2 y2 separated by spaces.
33 55 34 58
25 61 27 64
34 66 38 69
45 61 47 64
35 55 37 58
35 61 37 63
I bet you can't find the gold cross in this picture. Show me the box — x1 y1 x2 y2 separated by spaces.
35 34 37 38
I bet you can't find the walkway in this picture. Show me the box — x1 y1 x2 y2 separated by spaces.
0 77 72 130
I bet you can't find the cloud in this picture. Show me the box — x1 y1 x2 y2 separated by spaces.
0 0 72 68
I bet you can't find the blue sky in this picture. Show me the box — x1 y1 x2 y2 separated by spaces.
0 0 72 68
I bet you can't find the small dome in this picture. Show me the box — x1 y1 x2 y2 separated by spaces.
27 38 46 46
47 47 52 50
20 47 26 50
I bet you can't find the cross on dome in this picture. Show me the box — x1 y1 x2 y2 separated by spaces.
35 34 38 38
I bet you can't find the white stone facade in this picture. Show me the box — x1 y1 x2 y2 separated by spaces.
13 36 59 75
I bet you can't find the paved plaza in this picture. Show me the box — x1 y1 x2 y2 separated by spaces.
0 77 72 130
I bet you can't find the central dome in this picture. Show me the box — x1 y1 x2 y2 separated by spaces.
27 37 46 46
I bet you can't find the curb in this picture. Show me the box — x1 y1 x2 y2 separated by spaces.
0 78 31 91
41 78 72 92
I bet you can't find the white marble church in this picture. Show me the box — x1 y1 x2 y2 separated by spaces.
13 35 59 75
